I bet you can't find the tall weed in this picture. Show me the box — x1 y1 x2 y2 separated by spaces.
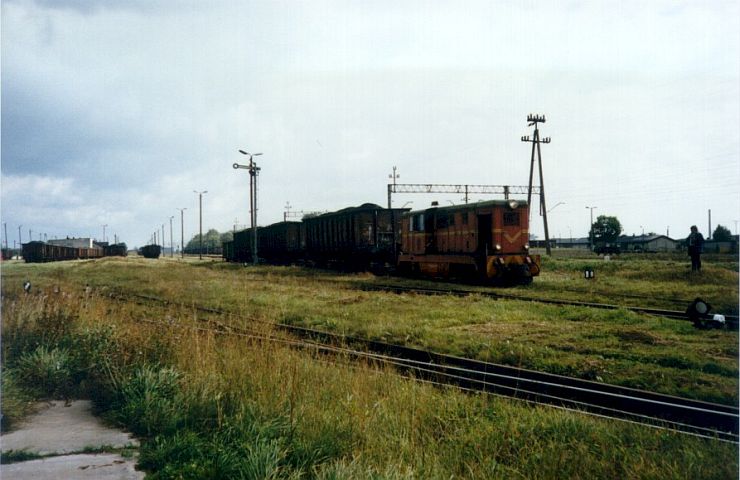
0 369 35 432
114 365 184 437
12 345 74 399
2 297 76 363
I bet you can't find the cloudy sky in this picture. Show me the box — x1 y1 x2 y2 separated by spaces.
2 0 738 248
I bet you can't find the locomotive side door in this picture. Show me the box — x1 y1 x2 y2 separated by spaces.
424 211 437 253
476 214 492 254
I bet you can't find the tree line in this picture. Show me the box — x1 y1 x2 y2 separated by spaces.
590 215 733 243
184 229 233 253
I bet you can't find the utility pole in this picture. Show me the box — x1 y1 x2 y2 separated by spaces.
284 202 292 222
521 114 552 255
194 191 207 260
161 224 165 252
708 209 712 240
235 150 263 265
389 166 400 186
3 222 7 250
18 225 22 249
177 208 187 259
169 216 174 258
387 166 400 208
586 206 597 251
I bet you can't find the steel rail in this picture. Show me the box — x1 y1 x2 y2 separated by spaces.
99 287 739 442
132 312 737 442
136 310 739 442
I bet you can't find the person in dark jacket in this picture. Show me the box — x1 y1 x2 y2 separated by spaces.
687 225 705 272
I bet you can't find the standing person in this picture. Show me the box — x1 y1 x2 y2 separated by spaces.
687 225 705 272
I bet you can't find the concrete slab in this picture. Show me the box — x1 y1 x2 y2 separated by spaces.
0 400 138 456
1 453 144 480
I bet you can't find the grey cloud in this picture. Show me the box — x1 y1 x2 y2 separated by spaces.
10 0 198 15
1 1 737 246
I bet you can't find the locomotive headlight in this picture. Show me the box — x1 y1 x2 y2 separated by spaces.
523 243 530 251
507 200 519 210
495 243 502 251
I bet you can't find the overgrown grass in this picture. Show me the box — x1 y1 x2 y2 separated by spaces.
2 257 738 478
2 256 737 405
0 449 44 464
0 369 36 432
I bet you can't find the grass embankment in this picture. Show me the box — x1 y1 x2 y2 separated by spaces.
6 254 735 404
1 286 737 479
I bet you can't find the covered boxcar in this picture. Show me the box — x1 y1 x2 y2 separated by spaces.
398 199 540 284
303 203 408 269
104 243 128 257
229 228 257 263
222 239 235 262
225 224 299 264
139 244 161 259
259 221 303 263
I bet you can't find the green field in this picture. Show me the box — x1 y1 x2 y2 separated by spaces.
2 253 738 478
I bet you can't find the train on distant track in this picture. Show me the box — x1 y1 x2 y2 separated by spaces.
139 244 162 259
21 241 127 263
223 199 541 285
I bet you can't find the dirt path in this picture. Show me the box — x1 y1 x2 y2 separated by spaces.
1 400 143 479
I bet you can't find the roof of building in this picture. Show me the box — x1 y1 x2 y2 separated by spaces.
552 237 590 244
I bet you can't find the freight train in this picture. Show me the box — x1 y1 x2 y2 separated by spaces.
20 241 126 263
21 241 103 262
223 199 541 285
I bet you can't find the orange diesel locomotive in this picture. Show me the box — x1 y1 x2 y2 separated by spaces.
397 199 540 284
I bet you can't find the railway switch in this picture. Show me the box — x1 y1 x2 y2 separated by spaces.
686 298 726 329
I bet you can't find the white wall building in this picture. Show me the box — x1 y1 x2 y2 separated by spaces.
48 237 95 249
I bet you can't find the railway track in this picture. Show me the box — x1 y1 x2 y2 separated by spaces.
100 287 739 443
354 282 740 328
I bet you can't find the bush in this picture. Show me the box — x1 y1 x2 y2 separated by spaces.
138 418 291 480
2 302 75 364
114 366 184 437
0 370 35 432
12 345 74 400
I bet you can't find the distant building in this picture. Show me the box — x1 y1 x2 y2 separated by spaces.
48 237 95 249
554 237 591 249
617 235 677 252
701 236 738 254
